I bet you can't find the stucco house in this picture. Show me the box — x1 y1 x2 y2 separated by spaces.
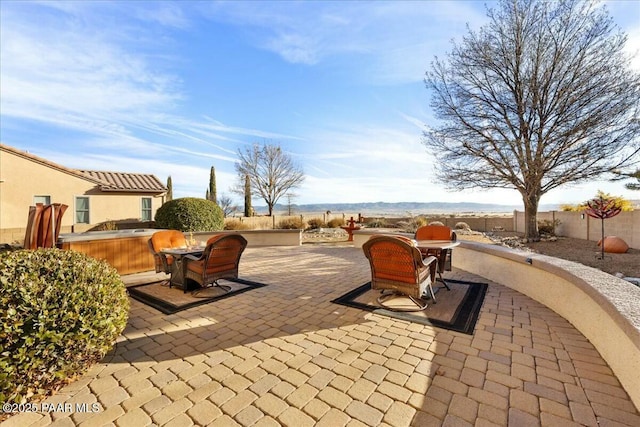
0 143 167 244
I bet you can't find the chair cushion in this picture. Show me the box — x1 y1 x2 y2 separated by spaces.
151 230 187 250
415 225 453 240
186 261 235 275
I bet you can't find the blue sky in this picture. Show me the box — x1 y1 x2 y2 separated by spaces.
2 1 639 209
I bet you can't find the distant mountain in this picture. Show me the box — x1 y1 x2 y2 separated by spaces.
252 201 563 215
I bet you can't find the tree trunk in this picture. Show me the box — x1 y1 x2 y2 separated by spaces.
523 194 540 242
244 174 251 217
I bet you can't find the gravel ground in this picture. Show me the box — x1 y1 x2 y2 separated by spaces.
461 231 640 278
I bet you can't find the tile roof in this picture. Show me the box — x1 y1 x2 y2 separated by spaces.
1 143 106 185
80 170 166 193
1 144 166 194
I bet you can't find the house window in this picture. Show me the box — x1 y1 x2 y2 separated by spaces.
34 195 51 205
141 197 152 221
75 197 90 224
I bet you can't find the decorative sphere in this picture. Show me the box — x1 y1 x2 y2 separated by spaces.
598 236 629 254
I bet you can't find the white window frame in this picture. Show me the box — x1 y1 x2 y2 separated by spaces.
141 197 152 221
75 196 90 224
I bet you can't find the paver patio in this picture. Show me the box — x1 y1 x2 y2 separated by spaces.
3 245 639 426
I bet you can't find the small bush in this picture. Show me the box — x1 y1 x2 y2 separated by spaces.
277 218 305 229
366 218 387 228
428 221 445 226
455 222 471 231
327 218 345 228
0 249 129 404
95 220 118 231
397 214 428 233
415 216 428 228
538 219 560 235
224 220 253 230
306 218 326 230
155 197 224 232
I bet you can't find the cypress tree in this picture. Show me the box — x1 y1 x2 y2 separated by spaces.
209 166 217 204
166 176 173 201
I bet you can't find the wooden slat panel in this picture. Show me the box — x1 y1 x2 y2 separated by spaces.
62 236 156 275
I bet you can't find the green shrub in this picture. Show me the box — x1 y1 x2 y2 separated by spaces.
155 197 224 232
277 218 305 229
0 249 129 404
306 218 326 229
327 218 345 228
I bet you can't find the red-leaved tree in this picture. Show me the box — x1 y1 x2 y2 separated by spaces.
585 195 622 260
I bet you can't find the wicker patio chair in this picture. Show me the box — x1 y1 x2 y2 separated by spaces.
415 225 457 290
362 235 438 311
148 230 187 283
183 233 248 293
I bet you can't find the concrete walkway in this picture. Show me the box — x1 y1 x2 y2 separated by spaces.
4 245 639 426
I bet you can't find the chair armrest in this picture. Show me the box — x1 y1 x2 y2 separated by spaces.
183 254 202 262
421 255 438 267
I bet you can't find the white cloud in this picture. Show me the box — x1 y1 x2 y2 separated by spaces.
0 14 183 132
200 1 486 84
2 1 638 210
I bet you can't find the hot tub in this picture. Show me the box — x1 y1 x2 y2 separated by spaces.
58 229 157 275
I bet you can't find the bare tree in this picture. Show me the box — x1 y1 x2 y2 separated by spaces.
236 143 305 216
218 193 237 217
424 0 640 240
612 168 640 191
285 193 298 216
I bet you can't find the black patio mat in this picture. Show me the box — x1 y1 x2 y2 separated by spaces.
127 278 267 315
331 279 487 335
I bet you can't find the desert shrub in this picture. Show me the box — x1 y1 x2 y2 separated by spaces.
538 219 560 235
415 216 428 228
95 220 118 231
155 197 224 232
561 190 634 212
455 222 471 231
397 214 428 233
327 218 345 228
366 218 387 228
428 221 445 226
560 204 582 212
0 249 129 404
224 219 253 230
277 217 305 229
306 218 326 229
